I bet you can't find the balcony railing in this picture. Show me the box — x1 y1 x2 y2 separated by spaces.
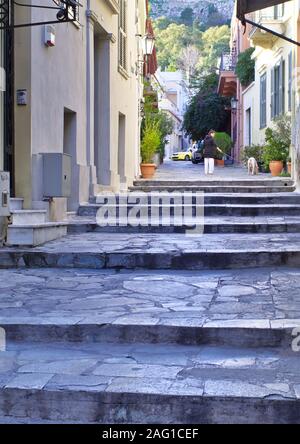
219 53 237 72
256 5 285 22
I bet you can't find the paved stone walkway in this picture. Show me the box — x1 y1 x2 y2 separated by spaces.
4 232 300 253
0 267 300 326
0 341 299 398
155 161 273 181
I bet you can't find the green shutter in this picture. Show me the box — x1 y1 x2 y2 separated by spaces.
271 68 275 119
260 74 267 128
279 58 285 115
288 51 293 112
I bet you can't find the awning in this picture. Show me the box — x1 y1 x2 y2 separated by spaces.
236 0 300 46
237 0 290 22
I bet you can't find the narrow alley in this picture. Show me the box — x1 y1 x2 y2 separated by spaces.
1 0 300 427
0 159 300 423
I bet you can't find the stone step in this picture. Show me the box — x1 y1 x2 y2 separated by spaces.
91 192 300 205
0 341 299 423
129 186 296 193
2 232 300 269
67 217 300 235
7 223 68 247
79 203 300 218
9 198 24 212
10 210 47 226
0 266 299 348
133 179 294 187
2 321 297 349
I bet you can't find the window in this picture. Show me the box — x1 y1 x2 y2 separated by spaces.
260 73 267 129
118 0 127 71
271 58 285 119
274 4 284 20
288 51 293 112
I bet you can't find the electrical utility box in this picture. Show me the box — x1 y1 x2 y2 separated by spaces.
0 171 10 216
43 153 71 198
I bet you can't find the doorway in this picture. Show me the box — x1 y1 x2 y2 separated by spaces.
63 108 77 210
94 34 111 186
0 13 14 194
118 113 126 185
245 108 252 146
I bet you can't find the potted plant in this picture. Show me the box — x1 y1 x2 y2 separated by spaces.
262 128 289 177
214 132 233 167
140 120 161 179
215 153 225 167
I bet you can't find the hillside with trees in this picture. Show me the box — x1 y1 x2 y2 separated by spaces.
150 0 233 140
150 0 234 25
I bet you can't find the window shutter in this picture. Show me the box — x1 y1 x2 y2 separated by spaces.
260 74 267 129
288 51 293 112
279 58 285 115
271 68 275 119
119 0 127 71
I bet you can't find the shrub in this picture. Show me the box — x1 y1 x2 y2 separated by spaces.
235 48 255 87
149 111 174 163
141 120 161 164
214 132 232 159
241 145 264 165
262 116 291 168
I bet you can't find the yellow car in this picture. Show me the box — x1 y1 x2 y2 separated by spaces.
171 149 193 161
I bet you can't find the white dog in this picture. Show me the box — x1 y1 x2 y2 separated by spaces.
248 157 259 176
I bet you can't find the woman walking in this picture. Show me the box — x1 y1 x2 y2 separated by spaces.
203 130 220 176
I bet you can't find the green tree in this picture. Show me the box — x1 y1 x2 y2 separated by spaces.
183 71 230 140
199 25 231 71
153 16 173 31
152 22 192 71
235 48 255 87
180 7 195 26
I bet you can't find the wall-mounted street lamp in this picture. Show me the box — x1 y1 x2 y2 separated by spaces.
231 97 239 112
0 0 82 30
143 33 155 56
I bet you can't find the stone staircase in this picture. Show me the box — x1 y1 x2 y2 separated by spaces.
6 198 67 247
74 178 300 236
0 178 300 423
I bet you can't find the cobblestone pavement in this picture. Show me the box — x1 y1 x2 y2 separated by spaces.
0 338 299 423
155 161 272 181
13 232 300 253
0 341 300 398
0 267 300 326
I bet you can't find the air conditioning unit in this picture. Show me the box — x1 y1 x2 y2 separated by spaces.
0 171 10 217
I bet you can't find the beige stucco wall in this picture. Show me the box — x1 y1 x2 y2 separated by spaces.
14 0 146 212
243 2 296 149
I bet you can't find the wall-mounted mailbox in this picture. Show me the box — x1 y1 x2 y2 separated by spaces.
43 153 71 198
0 171 10 217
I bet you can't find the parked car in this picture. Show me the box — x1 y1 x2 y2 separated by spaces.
171 149 193 161
192 140 204 164
192 149 204 164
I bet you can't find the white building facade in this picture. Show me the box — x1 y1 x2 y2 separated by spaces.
156 70 190 159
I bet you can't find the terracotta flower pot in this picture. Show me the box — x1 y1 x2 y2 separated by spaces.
269 161 283 177
287 162 292 175
140 163 156 179
216 159 225 167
